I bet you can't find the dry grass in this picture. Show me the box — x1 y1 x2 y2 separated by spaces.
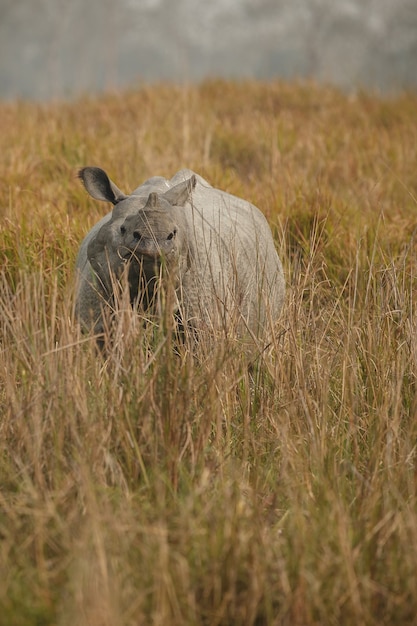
0 80 417 625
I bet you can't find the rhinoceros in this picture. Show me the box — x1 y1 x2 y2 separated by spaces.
75 167 285 345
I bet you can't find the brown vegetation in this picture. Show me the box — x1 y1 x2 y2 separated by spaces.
0 80 417 625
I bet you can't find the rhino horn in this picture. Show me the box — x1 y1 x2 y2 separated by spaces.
144 192 160 209
78 167 127 205
163 175 196 207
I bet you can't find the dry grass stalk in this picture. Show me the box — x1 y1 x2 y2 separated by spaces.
0 80 417 624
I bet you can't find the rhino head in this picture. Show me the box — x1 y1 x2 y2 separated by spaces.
79 167 196 308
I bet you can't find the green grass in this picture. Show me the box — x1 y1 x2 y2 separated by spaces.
0 79 417 625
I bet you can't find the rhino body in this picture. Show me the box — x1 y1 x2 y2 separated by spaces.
75 168 285 343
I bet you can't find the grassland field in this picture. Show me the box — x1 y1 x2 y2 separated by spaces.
0 79 417 625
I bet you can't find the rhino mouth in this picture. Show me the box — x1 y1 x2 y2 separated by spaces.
129 259 161 309
115 247 178 309
117 249 132 265
117 248 162 285
118 248 161 269
118 244 165 261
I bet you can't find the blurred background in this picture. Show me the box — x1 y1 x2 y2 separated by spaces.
1 0 416 100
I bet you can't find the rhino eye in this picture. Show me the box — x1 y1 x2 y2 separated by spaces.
120 225 126 235
167 229 177 241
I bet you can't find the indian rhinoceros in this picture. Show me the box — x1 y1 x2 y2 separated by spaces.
75 167 285 345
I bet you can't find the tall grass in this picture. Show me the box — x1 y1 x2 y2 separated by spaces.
0 80 417 625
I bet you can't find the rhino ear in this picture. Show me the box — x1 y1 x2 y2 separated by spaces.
163 175 196 207
78 167 127 204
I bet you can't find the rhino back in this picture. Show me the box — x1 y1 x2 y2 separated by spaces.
179 180 285 335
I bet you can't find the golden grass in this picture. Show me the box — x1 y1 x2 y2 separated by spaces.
0 79 417 625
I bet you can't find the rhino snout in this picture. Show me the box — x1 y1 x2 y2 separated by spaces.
122 227 177 257
131 228 177 244
122 237 177 262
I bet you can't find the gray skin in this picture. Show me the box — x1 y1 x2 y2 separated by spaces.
75 167 285 344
